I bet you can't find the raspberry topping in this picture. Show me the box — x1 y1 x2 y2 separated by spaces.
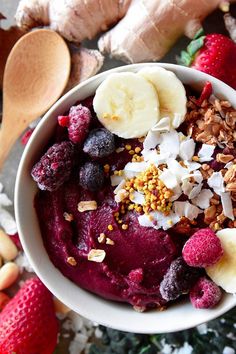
160 257 200 301
31 141 74 192
83 128 115 158
182 228 223 268
58 104 91 144
190 277 222 309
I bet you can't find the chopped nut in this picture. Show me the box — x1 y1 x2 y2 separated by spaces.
204 205 217 224
106 238 114 245
116 147 125 153
216 153 234 164
67 257 77 266
78 200 97 212
63 212 74 222
98 233 106 244
88 249 106 263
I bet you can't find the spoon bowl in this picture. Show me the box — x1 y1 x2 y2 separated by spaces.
0 29 71 168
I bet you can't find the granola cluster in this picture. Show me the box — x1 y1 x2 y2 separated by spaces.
185 95 236 231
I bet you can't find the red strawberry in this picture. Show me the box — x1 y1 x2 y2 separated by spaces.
179 31 236 89
0 277 58 354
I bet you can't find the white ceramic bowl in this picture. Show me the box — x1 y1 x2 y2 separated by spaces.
15 63 236 334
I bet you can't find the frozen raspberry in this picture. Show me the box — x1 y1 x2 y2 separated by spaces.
58 105 92 144
83 128 115 158
79 161 104 191
160 257 200 301
21 128 34 145
128 268 143 284
190 277 222 309
182 228 223 268
31 141 74 192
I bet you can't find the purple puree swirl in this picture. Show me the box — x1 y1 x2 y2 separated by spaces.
35 130 179 309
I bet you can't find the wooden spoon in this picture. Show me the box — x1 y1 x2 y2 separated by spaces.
0 29 71 168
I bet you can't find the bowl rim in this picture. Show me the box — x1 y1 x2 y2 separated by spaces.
15 62 236 334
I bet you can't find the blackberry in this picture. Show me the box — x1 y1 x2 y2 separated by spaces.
31 141 74 192
58 105 92 144
160 257 200 301
83 128 115 158
79 162 104 191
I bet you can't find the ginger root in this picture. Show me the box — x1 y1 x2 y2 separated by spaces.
15 0 131 43
98 0 236 63
65 47 104 92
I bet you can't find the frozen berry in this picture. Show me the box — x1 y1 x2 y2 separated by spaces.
83 128 115 158
160 257 200 301
58 105 91 144
31 141 74 192
21 128 34 145
182 228 223 268
79 162 104 191
190 277 222 309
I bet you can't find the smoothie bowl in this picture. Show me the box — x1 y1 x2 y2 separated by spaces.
15 63 236 333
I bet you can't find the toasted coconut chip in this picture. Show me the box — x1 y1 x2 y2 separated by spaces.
167 159 189 183
138 214 155 228
179 138 196 161
184 161 202 172
188 183 203 200
124 161 149 173
198 144 215 162
152 117 170 132
142 150 170 165
170 185 182 201
208 172 225 195
115 189 129 203
159 130 180 159
192 189 213 209
143 130 161 150
114 179 126 193
130 191 145 205
110 174 124 186
153 211 180 230
225 161 234 169
159 169 178 189
172 113 183 129
174 201 201 220
182 179 194 196
221 192 234 220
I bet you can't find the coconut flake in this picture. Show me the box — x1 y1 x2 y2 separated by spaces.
188 183 203 199
179 138 196 161
159 130 180 159
225 161 234 169
138 214 154 228
198 144 215 162
110 174 124 186
170 185 182 201
192 189 213 209
114 179 126 194
124 161 149 173
182 179 194 196
130 191 145 205
174 201 201 220
167 159 189 183
152 117 170 132
159 169 178 189
0 208 17 235
172 113 183 129
221 192 234 220
153 211 180 230
184 161 201 172
208 171 225 195
143 130 161 150
0 194 12 206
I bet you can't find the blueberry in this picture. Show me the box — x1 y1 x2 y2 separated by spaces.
79 162 104 191
83 128 115 158
160 257 200 301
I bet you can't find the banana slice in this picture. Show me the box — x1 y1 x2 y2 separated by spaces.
93 72 159 138
138 67 187 128
206 228 236 293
